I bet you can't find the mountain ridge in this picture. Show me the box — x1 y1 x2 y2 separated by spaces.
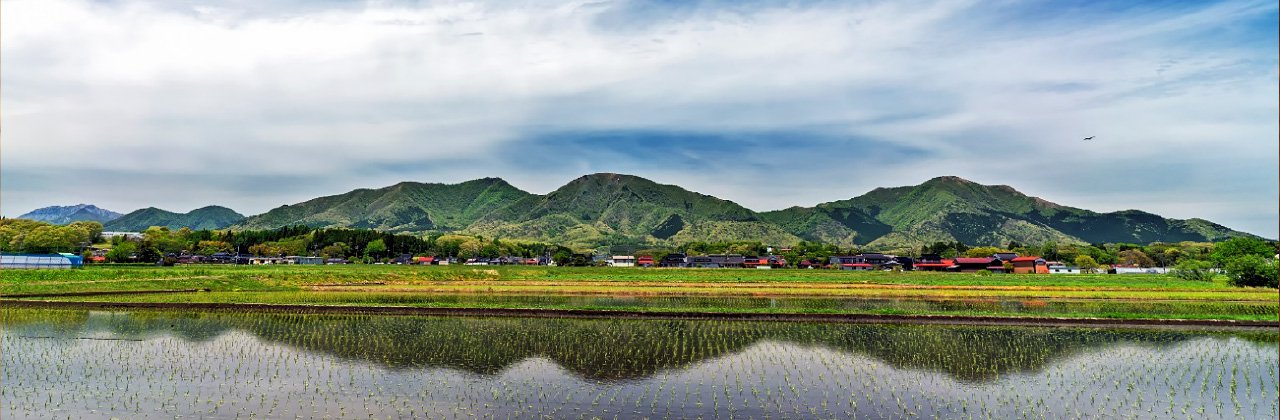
105 206 246 231
28 174 1260 249
17 204 122 225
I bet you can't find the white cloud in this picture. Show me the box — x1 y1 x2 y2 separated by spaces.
2 0 1276 236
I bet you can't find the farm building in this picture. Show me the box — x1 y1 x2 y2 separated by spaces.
659 253 687 267
913 254 954 271
1048 264 1080 274
1 253 83 269
953 257 1001 273
1111 265 1168 274
286 256 325 265
609 256 636 267
1009 257 1049 274
636 256 655 267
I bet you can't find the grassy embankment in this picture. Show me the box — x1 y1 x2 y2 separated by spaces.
2 265 1275 321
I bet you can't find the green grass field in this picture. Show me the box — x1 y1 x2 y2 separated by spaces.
3 265 1275 321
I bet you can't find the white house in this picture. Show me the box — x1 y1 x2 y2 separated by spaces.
1113 266 1168 274
1047 264 1080 274
609 255 636 267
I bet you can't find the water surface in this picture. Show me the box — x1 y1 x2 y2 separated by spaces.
3 308 1276 418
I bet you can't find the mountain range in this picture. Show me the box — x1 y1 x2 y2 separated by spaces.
17 204 121 225
16 174 1258 250
104 206 246 231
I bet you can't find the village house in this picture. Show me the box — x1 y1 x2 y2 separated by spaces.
608 255 636 267
660 253 687 267
1009 256 1048 274
1047 264 1080 274
953 257 1000 273
912 254 954 271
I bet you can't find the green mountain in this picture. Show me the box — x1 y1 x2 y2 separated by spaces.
468 173 800 250
234 178 534 233
762 176 1256 247
219 173 1255 250
105 206 245 231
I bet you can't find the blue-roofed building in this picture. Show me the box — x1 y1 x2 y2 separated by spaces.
1 253 83 269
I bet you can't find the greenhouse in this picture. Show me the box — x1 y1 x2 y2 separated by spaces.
0 253 83 269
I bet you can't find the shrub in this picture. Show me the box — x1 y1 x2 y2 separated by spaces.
1170 260 1215 282
1224 255 1278 288
976 269 993 277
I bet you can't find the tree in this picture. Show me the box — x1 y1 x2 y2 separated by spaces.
1160 248 1183 267
1074 255 1100 273
1170 260 1215 282
552 250 573 266
964 246 1004 258
1210 237 1274 266
457 239 482 259
364 239 387 259
318 242 351 259
1223 255 1278 288
195 240 232 256
105 241 137 263
1117 249 1156 268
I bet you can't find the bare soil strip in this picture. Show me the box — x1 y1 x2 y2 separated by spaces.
5 299 1274 330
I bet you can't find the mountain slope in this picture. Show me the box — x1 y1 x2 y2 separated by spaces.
105 206 245 231
763 176 1257 247
234 178 533 232
196 173 1260 249
468 173 800 249
18 204 121 224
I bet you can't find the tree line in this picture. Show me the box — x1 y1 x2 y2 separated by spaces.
1 218 1274 287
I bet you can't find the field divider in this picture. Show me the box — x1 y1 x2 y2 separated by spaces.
1 289 212 298
4 299 1275 330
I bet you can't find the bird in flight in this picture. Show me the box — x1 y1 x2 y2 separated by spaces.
1083 136 1095 141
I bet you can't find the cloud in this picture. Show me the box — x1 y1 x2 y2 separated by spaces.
2 0 1276 236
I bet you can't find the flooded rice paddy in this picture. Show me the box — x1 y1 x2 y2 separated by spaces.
3 308 1276 419
51 291 1280 320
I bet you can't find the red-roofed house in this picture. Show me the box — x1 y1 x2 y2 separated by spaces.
914 259 955 272
954 257 999 273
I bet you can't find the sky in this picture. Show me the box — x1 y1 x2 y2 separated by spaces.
2 0 1277 237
